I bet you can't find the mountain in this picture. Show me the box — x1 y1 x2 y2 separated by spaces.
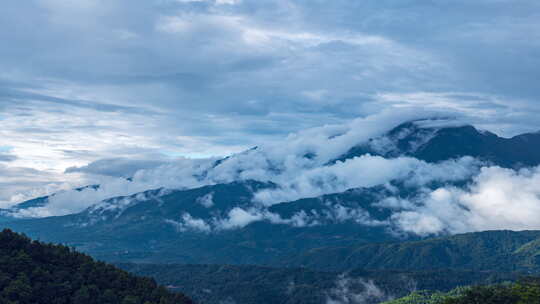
6 184 540 274
2 119 540 304
0 229 193 304
0 185 100 222
119 263 521 304
334 121 540 167
3 181 403 264
2 120 540 267
283 230 540 272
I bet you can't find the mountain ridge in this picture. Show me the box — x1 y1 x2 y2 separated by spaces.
2 119 540 273
333 121 540 167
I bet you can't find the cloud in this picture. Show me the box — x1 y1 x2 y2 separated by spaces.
65 158 170 178
2 114 477 218
197 192 214 208
252 155 480 206
215 0 241 5
0 153 17 162
0 164 72 208
326 275 393 304
166 213 211 233
256 161 540 236
391 165 540 235
9 176 159 218
215 207 263 229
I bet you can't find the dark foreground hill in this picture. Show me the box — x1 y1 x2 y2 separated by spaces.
0 229 193 304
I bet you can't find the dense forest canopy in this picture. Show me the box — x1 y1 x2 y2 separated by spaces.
384 277 540 304
0 229 193 304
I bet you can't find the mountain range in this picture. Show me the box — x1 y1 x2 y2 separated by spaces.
2 118 540 303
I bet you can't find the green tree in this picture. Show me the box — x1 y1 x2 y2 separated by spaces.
3 273 32 303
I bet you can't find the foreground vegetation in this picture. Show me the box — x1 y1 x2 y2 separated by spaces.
0 229 193 304
384 277 540 304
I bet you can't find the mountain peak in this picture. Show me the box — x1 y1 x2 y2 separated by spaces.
333 119 540 167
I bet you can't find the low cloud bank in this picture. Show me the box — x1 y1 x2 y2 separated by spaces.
252 155 479 206
326 275 393 304
392 165 540 235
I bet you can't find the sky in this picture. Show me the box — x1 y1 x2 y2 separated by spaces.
1 0 540 205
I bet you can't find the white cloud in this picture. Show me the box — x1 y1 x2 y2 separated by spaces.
11 177 160 218
166 213 211 232
325 203 387 227
216 207 263 229
326 275 393 304
197 192 215 208
252 155 480 206
391 166 540 235
215 0 241 5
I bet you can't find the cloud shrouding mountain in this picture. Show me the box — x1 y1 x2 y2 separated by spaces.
4 113 540 238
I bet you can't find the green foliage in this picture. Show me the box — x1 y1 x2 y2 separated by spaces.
388 278 540 304
0 229 193 304
513 277 540 304
287 230 540 272
382 290 451 304
442 285 518 304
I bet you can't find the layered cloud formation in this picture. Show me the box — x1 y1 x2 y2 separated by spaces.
6 113 467 214
5 114 539 238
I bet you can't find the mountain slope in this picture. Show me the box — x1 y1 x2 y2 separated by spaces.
0 229 193 304
119 263 521 304
7 189 540 275
3 181 403 264
0 185 101 222
3 120 540 268
284 230 540 272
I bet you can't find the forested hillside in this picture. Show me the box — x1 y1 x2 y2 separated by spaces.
0 229 193 304
120 263 521 304
284 230 540 272
383 277 540 304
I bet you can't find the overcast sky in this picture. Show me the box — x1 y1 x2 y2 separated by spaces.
1 0 539 204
